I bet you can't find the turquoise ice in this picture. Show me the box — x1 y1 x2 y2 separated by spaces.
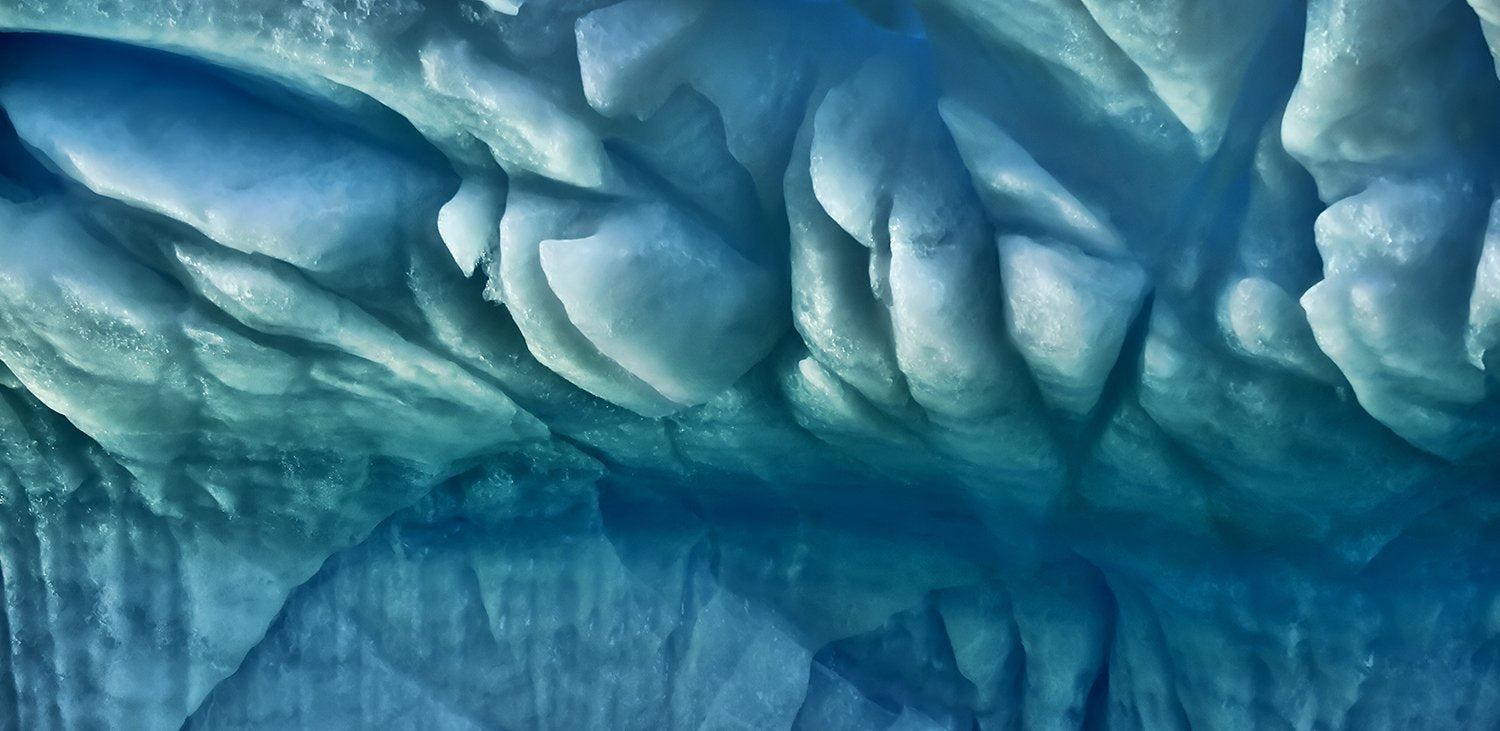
1 0 1499 728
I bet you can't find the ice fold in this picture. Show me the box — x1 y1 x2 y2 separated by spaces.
0 41 447 284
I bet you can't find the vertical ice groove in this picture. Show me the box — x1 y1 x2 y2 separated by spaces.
786 115 912 417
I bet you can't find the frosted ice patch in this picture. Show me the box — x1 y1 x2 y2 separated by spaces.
438 177 505 277
478 0 522 15
420 39 609 188
576 0 706 119
1079 0 1290 151
1302 177 1495 459
496 187 683 417
539 203 784 406
1220 277 1341 384
998 236 1149 417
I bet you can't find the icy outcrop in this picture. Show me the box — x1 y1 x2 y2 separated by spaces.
1 0 1500 729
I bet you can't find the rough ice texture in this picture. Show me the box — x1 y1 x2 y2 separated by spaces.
0 1 1498 729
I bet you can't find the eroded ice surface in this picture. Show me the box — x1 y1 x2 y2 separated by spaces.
0 1 1499 729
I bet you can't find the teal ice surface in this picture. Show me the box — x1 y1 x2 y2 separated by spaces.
0 0 1499 728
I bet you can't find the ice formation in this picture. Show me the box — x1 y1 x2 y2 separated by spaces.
0 0 1498 728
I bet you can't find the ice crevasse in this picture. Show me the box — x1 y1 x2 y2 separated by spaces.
1 0 1500 728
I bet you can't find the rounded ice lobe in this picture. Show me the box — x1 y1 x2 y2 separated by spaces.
538 202 785 407
0 41 449 283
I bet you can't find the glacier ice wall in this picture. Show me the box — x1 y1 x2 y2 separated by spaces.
1 0 1499 728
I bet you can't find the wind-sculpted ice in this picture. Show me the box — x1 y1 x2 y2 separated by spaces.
0 0 1499 729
